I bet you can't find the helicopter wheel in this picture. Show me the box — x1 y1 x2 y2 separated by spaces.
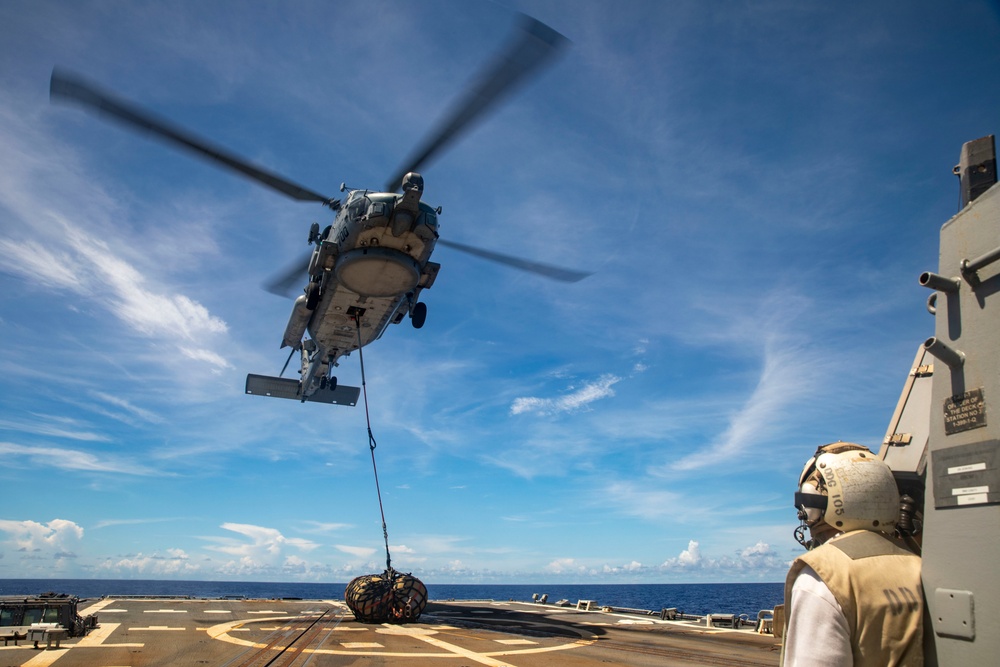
329 376 337 391
411 302 427 329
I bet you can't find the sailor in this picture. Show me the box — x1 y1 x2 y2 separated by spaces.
781 442 922 667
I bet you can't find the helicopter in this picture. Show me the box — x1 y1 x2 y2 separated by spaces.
50 15 588 406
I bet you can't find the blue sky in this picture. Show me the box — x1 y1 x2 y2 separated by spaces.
1 0 999 584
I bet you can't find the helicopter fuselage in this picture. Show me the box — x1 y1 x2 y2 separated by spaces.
281 180 441 397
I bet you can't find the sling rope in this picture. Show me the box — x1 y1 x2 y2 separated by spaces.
354 314 391 572
343 314 427 624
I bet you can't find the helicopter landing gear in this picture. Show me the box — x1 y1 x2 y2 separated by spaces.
410 301 427 329
320 375 337 391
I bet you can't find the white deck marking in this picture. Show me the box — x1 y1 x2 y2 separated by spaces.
129 626 186 631
96 609 128 613
248 610 287 614
144 609 187 613
204 610 232 614
386 625 521 667
207 614 594 660
341 642 384 648
495 639 537 645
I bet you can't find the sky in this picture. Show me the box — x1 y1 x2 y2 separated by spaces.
1 0 999 585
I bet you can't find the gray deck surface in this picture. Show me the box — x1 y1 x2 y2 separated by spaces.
0 597 780 666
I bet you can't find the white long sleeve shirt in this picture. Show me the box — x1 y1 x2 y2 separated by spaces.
783 565 853 667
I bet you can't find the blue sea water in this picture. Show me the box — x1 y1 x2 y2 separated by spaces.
0 579 782 619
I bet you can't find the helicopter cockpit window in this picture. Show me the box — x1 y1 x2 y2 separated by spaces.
344 191 369 217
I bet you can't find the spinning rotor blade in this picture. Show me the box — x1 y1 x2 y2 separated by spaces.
264 252 311 297
50 68 337 205
438 239 590 283
384 15 568 193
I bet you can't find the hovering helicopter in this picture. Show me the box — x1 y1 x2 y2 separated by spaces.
50 15 588 406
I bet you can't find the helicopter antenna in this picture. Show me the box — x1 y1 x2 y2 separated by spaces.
355 315 392 572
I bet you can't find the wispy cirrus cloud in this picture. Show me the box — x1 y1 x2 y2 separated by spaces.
0 417 111 442
667 335 825 472
0 106 231 372
0 442 159 475
511 374 621 416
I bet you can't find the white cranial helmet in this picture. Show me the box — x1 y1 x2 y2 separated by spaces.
795 442 900 534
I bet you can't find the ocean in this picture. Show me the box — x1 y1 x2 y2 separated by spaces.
0 579 783 619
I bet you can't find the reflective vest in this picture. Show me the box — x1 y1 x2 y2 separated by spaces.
783 530 923 666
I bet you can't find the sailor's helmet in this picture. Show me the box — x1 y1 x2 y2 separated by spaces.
795 442 900 534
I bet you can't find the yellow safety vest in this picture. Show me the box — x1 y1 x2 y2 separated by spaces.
782 530 923 666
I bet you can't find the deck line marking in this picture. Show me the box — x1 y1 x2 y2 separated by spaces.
20 648 71 667
74 622 120 646
388 625 521 667
341 642 384 648
77 598 120 615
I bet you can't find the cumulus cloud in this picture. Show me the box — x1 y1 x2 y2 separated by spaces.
511 374 621 416
661 539 786 574
545 557 583 574
0 519 83 559
99 549 200 576
202 523 321 576
662 540 702 568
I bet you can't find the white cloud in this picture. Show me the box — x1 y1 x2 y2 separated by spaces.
661 539 786 574
298 521 352 533
205 523 320 574
545 557 581 574
668 335 823 472
0 417 111 442
90 392 164 424
335 544 377 558
511 374 621 416
99 549 200 576
662 540 702 567
0 518 83 553
0 442 159 475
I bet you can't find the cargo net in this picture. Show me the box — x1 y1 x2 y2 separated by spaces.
345 568 428 624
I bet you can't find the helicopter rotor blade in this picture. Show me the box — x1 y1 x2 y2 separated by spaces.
438 238 590 283
384 14 568 193
263 252 311 297
50 68 338 206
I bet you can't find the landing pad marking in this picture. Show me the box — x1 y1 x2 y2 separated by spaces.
20 648 70 667
207 613 594 661
341 642 384 648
